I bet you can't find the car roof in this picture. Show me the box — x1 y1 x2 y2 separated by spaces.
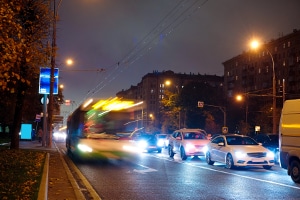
215 134 250 138
175 128 207 133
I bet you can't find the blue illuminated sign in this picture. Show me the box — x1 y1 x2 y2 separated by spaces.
39 68 59 94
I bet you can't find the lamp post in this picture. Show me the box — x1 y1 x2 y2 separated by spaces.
48 0 63 147
250 40 276 134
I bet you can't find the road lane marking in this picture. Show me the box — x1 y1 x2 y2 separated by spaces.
149 153 300 190
133 163 158 174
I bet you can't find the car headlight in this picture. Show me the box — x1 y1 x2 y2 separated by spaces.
157 139 164 147
267 151 275 159
77 144 93 152
235 151 246 159
138 140 148 148
203 145 208 153
186 143 195 152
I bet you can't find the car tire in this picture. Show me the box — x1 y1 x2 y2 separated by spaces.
157 148 162 153
206 152 214 165
263 165 272 170
225 154 234 169
168 145 174 158
180 147 187 160
290 160 300 183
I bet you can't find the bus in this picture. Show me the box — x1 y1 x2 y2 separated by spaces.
66 97 144 160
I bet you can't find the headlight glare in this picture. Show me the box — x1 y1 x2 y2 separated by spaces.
267 151 275 158
235 151 246 159
77 144 93 152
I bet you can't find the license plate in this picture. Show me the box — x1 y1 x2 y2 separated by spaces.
252 159 263 162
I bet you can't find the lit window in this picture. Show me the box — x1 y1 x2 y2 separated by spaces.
258 68 261 74
283 61 286 66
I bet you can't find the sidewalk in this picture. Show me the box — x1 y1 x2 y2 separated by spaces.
20 140 83 200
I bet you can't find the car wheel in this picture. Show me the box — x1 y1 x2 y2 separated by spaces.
263 165 272 170
290 160 300 183
180 147 187 160
157 148 162 153
225 154 234 169
168 145 174 158
206 152 214 165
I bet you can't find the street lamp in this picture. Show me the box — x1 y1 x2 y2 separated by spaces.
250 40 276 134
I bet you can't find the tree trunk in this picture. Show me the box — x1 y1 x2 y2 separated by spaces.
10 64 27 149
10 88 25 149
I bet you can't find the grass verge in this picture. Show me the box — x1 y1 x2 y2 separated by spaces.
0 148 46 200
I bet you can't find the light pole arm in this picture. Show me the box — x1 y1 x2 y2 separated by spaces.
204 104 226 127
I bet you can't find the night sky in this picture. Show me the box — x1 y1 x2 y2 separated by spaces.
56 0 300 114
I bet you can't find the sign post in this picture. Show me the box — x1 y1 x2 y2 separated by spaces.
39 67 59 147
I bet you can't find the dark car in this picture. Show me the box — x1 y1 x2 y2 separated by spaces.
252 133 279 163
135 134 162 153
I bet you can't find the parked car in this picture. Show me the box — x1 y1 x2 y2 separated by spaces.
156 134 169 148
168 128 210 160
205 134 275 169
135 134 162 153
252 133 279 163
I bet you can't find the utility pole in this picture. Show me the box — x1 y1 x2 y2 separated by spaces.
48 0 62 147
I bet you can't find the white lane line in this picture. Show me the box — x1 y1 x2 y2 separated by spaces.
133 163 158 174
150 154 300 190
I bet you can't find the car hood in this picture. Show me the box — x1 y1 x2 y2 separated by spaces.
228 145 270 152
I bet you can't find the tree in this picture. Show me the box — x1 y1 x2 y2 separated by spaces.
0 0 52 149
178 81 224 133
159 90 181 133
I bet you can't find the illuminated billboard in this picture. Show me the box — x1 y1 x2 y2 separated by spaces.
39 68 59 94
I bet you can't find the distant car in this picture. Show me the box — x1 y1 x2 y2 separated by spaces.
156 134 169 148
168 128 210 160
53 131 67 141
252 133 279 163
135 134 162 153
205 134 275 169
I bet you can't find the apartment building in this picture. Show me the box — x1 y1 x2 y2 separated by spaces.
223 29 300 133
116 70 223 131
223 29 300 101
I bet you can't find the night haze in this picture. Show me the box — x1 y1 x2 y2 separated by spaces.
56 0 300 113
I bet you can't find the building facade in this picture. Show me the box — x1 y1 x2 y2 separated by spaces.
116 70 223 132
223 29 300 133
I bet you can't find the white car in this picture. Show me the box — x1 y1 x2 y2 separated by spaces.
205 134 275 169
168 129 210 160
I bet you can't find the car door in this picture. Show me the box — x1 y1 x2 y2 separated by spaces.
210 136 225 162
173 132 182 153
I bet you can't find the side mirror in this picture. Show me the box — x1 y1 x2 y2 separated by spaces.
218 142 225 146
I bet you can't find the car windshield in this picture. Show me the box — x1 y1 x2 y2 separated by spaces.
226 136 258 145
183 132 206 140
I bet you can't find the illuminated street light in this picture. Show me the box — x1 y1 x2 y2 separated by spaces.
250 39 276 134
66 58 73 66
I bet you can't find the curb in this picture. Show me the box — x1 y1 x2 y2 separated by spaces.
38 152 49 200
